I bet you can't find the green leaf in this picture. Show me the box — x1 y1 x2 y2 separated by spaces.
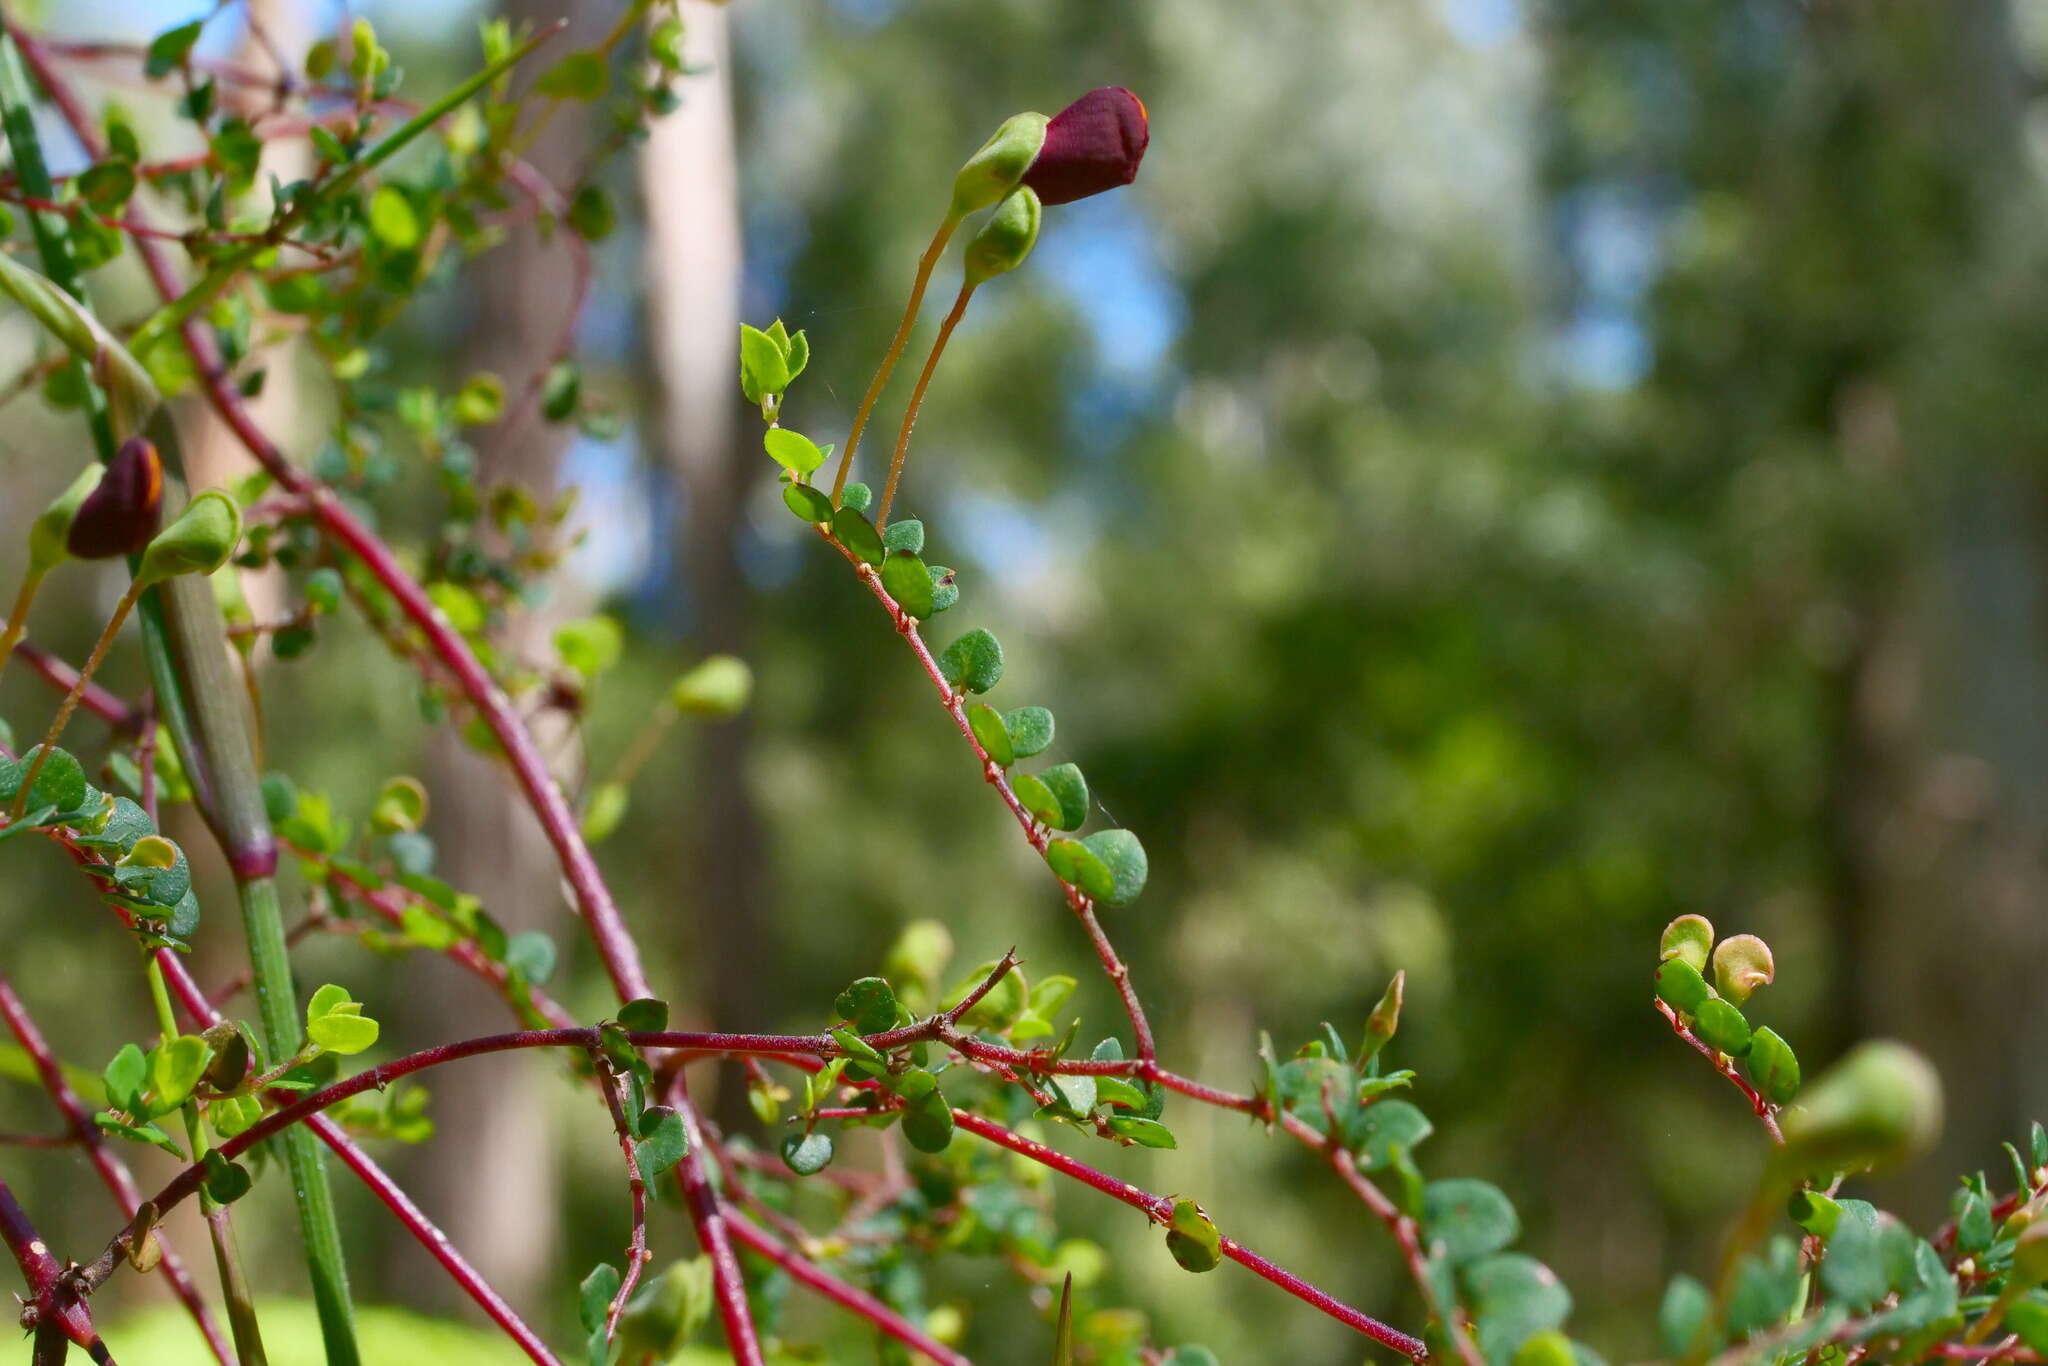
1110 1116 1178 1148
1658 1274 1715 1359
308 1011 379 1056
1727 1238 1805 1339
928 563 960 613
618 998 670 1034
1045 839 1113 901
581 783 629 845
1011 773 1064 827
1350 1098 1434 1170
1166 1199 1222 1273
1003 707 1055 759
1052 1274 1075 1366
1463 1253 1572 1366
1036 763 1089 831
0 746 87 815
1745 1026 1800 1105
881 551 936 618
764 428 826 475
2007 1293 2048 1356
535 51 608 101
94 1114 183 1158
1048 1072 1097 1117
1820 1200 1890 1310
555 616 626 679
1080 830 1148 907
114 835 193 909
77 160 137 213
967 703 1015 766
834 977 900 1036
900 1078 955 1153
567 185 615 241
145 20 204 77
580 1261 622 1335
1422 1179 1520 1264
784 483 832 524
1692 997 1751 1057
367 185 421 249
151 1035 212 1111
1652 958 1712 1016
104 1043 148 1113
883 519 924 554
542 361 582 421
634 1106 688 1179
505 932 558 984
738 325 789 403
781 1129 834 1174
938 628 1004 694
202 1150 253 1205
841 482 873 513
832 507 885 566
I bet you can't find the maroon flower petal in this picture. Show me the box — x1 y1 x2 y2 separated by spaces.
1022 87 1149 206
66 437 164 560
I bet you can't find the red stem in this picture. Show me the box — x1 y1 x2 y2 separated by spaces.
726 1217 979 1366
826 533 1158 1060
0 976 234 1366
1655 999 1785 1143
945 1108 1428 1360
147 946 567 1366
8 640 144 731
1 1177 110 1361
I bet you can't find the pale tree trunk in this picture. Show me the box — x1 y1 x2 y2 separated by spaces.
640 1 773 1129
390 0 619 1309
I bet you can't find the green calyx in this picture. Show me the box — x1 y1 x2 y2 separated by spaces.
950 111 1048 217
963 186 1042 287
138 490 243 587
29 464 102 573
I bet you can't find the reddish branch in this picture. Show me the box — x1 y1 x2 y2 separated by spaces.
142 943 568 1366
1 1177 112 1363
0 976 233 1366
1654 999 1785 1143
726 1218 978 1366
8 640 144 732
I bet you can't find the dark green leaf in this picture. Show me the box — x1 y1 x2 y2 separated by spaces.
1003 707 1055 759
1422 1178 1520 1264
505 932 558 984
832 507 885 566
1462 1253 1572 1366
580 1262 622 1335
781 1129 834 1175
881 551 935 618
1011 773 1064 827
618 998 669 1034
882 519 924 554
938 628 1003 694
1166 1198 1222 1273
1045 838 1112 901
1036 763 1089 830
834 977 899 1036
145 20 203 77
201 1150 253 1205
634 1106 688 1179
1657 1275 1715 1360
1110 1116 1178 1148
900 1080 955 1153
927 563 960 613
967 703 1014 766
1692 998 1751 1057
1349 1098 1434 1170
0 747 88 815
1726 1237 1802 1338
783 483 832 524
1080 830 1148 907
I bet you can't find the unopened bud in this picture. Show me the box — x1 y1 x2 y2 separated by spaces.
671 654 752 717
1659 914 1713 973
962 187 1041 287
30 464 103 572
950 112 1050 217
1022 87 1150 206
67 438 163 560
1778 1040 1943 1177
1713 933 1775 1005
138 490 243 586
1361 969 1404 1059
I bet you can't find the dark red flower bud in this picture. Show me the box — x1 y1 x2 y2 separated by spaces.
66 437 164 560
1021 87 1149 206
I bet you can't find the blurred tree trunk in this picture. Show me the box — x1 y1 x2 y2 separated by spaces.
1821 0 2048 1199
640 0 772 1129
392 0 620 1309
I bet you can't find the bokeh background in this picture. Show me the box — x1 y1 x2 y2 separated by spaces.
5 0 2048 1362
